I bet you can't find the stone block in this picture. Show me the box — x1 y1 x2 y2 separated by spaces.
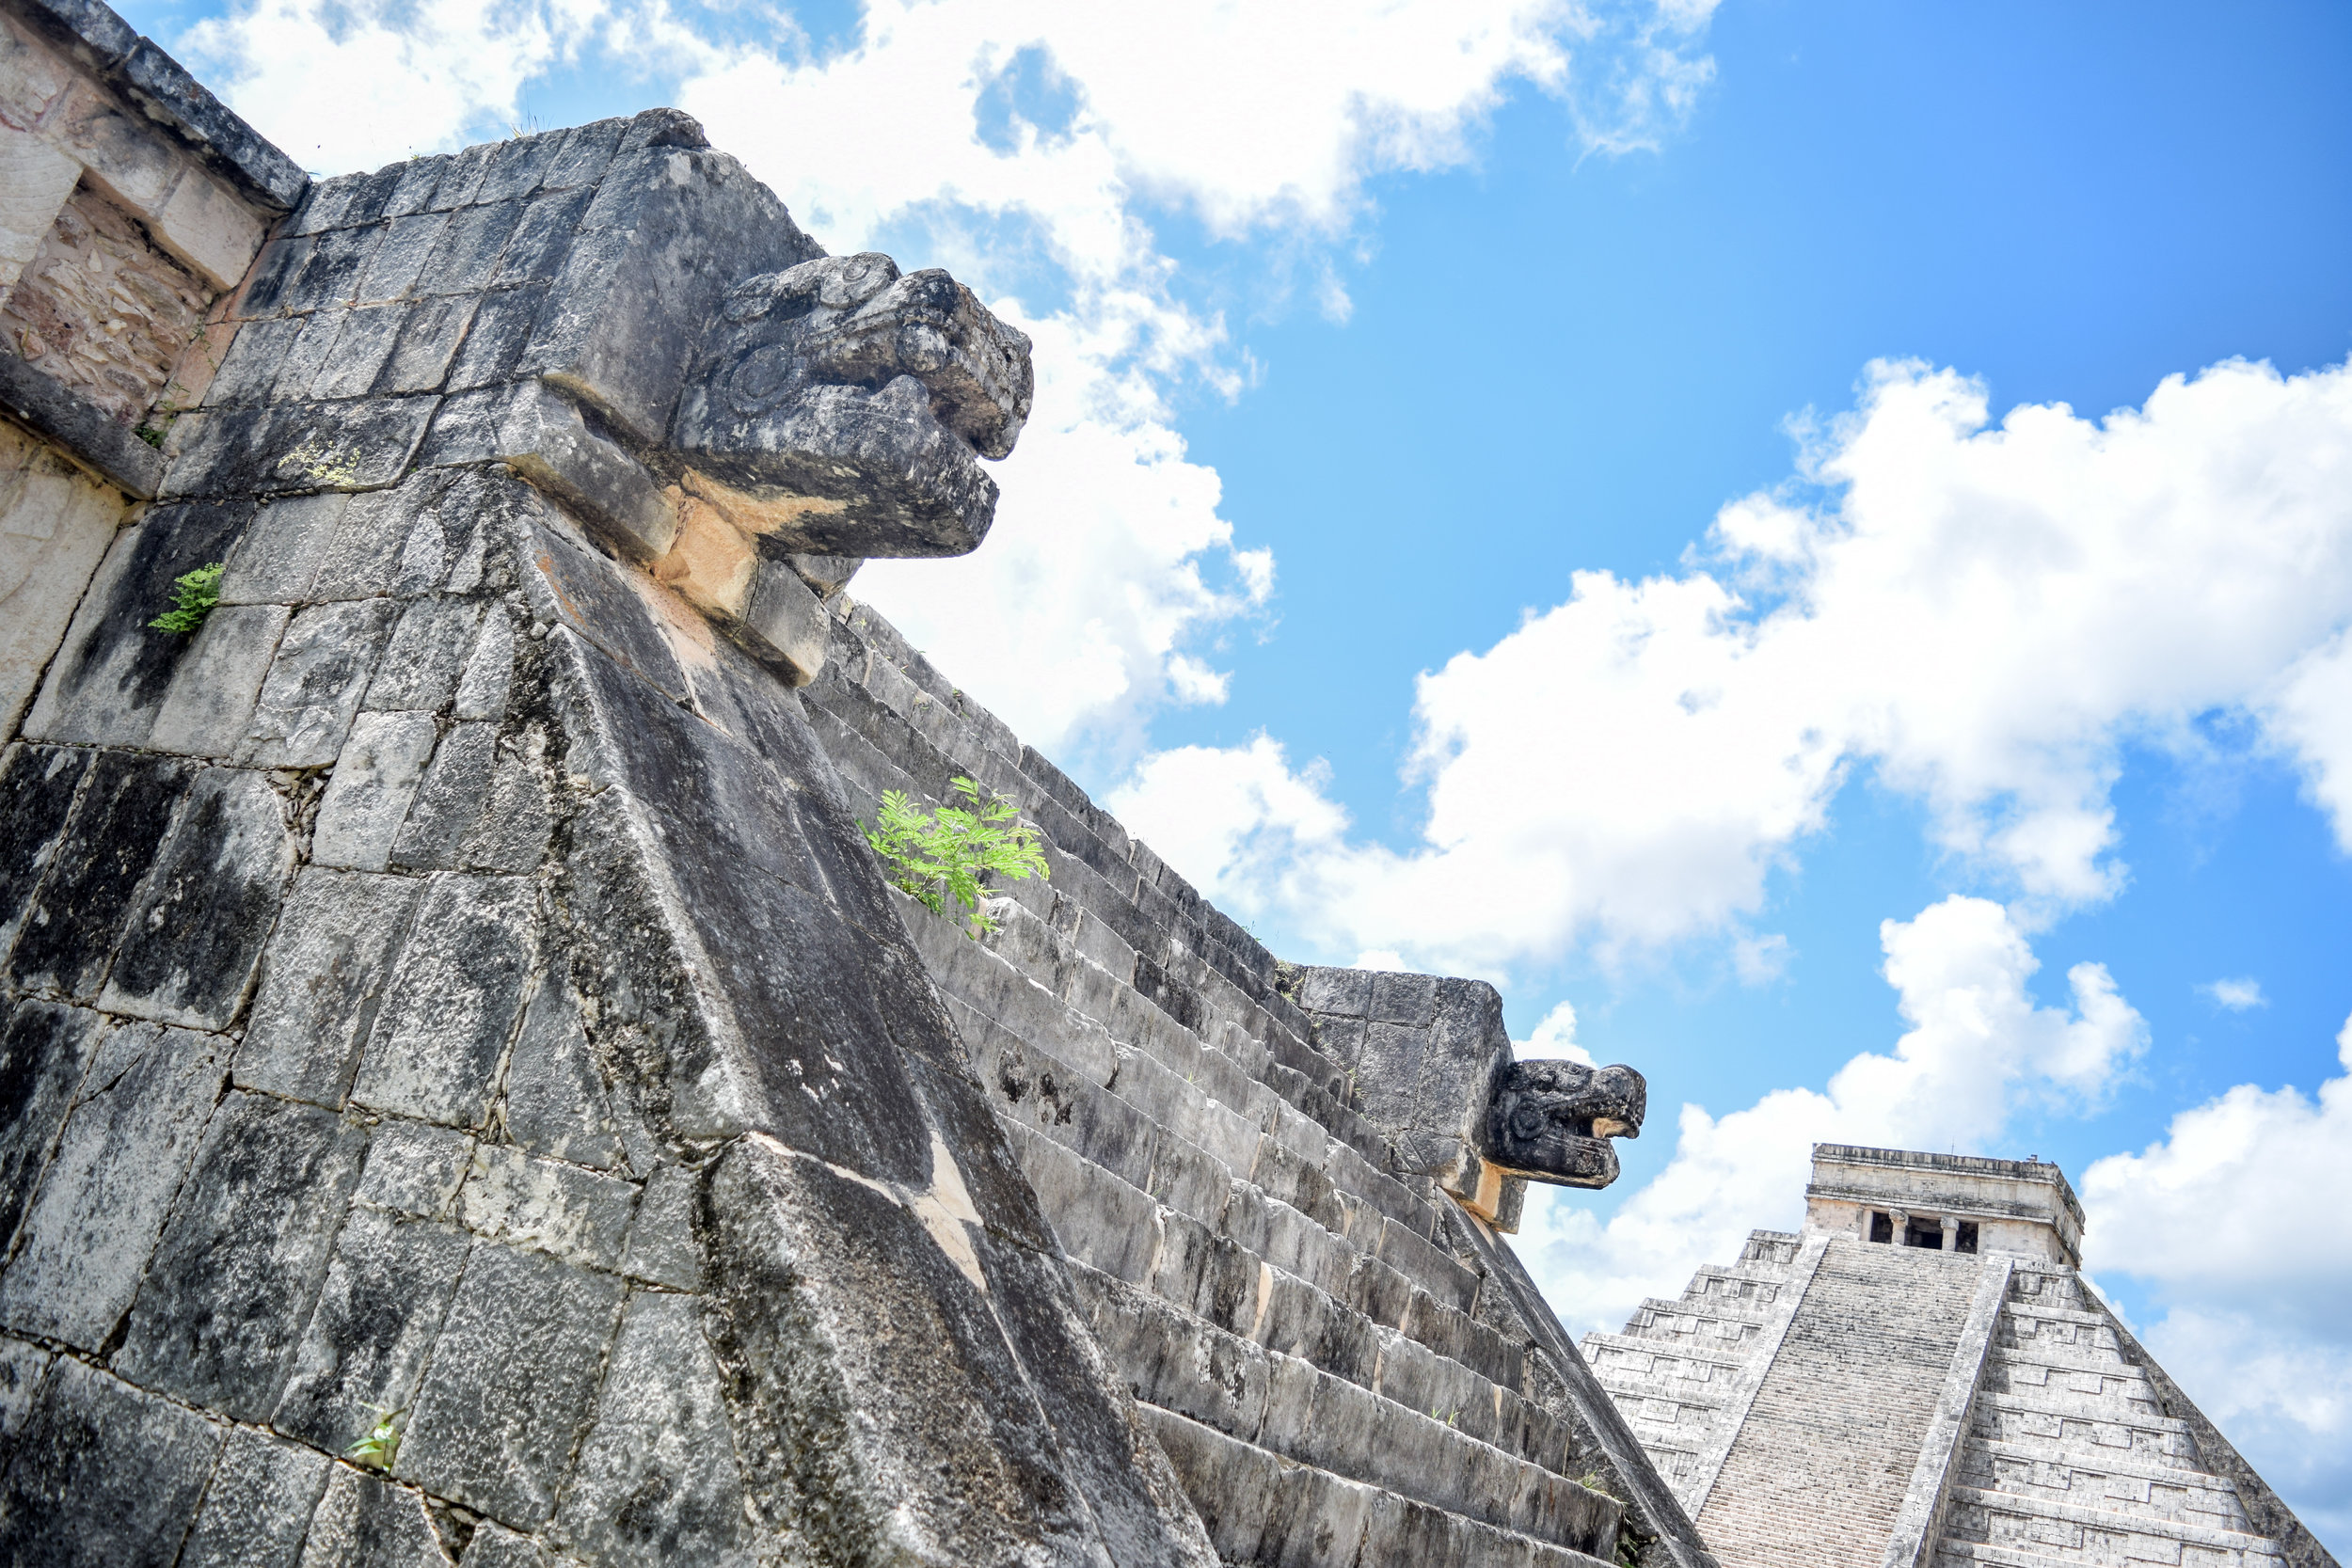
206 315 306 405
453 608 516 721
387 720 494 867
115 35 309 208
524 145 818 446
0 1336 51 1472
310 713 438 873
0 452 124 735
0 1000 105 1246
147 604 290 754
300 1464 453 1566
349 873 537 1129
421 198 523 293
165 395 437 500
4 751 190 1001
619 1163 697 1289
0 18 72 130
366 595 482 712
445 282 547 390
496 186 593 287
23 499 250 749
737 552 829 685
454 1143 637 1271
504 973 626 1170
492 378 678 565
379 293 475 393
541 118 627 192
355 212 448 303
554 1290 749 1567
355 1117 475 1218
395 1239 627 1528
703 1136 1135 1566
47 80 180 215
240 864 428 1109
278 223 381 312
0 748 84 965
274 1205 471 1454
289 166 399 236
152 166 269 291
0 1358 223 1568
177 1425 332 1568
99 765 292 1028
113 1091 369 1418
0 126 78 289
245 597 401 766
310 302 412 399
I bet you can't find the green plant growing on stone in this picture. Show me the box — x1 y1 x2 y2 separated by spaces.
864 776 1048 939
149 562 224 634
346 1406 403 1469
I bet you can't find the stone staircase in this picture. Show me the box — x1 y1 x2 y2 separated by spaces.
799 600 1626 1568
1931 1265 2287 1568
1580 1231 1810 1504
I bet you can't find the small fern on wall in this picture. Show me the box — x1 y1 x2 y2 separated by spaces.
865 776 1049 938
149 562 223 633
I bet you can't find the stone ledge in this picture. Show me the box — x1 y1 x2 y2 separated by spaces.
12 0 306 210
0 348 162 496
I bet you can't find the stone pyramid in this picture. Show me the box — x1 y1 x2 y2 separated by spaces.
1582 1145 2339 1568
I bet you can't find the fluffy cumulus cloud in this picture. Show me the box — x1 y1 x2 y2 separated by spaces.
1513 895 2145 1336
1112 356 2352 970
181 0 622 169
2078 1017 2352 1541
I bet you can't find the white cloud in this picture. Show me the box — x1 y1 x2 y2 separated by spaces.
2199 976 2268 1011
2079 1016 2352 1540
181 0 618 170
670 0 1719 753
1112 356 2352 973
1517 895 2145 1336
1515 999 1593 1066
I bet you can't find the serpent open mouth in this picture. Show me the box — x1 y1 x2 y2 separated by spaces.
1483 1060 1648 1190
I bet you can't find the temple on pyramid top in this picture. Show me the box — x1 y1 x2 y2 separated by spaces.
1804 1143 2087 1266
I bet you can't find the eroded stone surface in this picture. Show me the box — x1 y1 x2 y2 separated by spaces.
114 1090 370 1419
0 1358 223 1568
396 1240 625 1528
349 874 535 1128
179 1426 333 1568
274 1205 470 1454
236 868 423 1106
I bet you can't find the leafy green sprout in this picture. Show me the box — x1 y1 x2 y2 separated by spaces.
148 562 224 634
346 1406 403 1469
863 776 1049 939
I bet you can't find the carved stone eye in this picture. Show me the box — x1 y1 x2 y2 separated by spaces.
729 346 800 414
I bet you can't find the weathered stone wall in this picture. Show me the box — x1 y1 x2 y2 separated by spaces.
0 415 122 729
0 109 1223 1566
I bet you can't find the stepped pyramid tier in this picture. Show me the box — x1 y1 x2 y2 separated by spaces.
806 599 1708 1568
1585 1146 2339 1568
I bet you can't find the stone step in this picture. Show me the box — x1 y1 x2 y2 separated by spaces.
1677 1263 1800 1314
898 890 1483 1319
1986 1338 2137 1379
1985 1354 2160 1415
1736 1229 1804 1268
1958 1437 2254 1531
833 717 1403 1200
1144 1406 1620 1568
1968 1390 2202 1470
999 1119 1552 1468
1073 1263 1614 1550
1941 1484 2286 1568
1616 1294 1777 1352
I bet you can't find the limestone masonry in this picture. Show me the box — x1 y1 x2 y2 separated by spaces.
0 4 2329 1565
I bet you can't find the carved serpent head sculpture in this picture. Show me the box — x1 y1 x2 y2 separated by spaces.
1483 1059 1647 1190
668 252 1035 559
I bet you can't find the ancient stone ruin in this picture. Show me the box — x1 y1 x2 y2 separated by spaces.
1586 1147 2336 1568
0 3 2332 1565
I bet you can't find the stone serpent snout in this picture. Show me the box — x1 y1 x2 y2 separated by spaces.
1482 1060 1647 1190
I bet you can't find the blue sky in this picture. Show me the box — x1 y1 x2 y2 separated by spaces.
126 0 2352 1541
